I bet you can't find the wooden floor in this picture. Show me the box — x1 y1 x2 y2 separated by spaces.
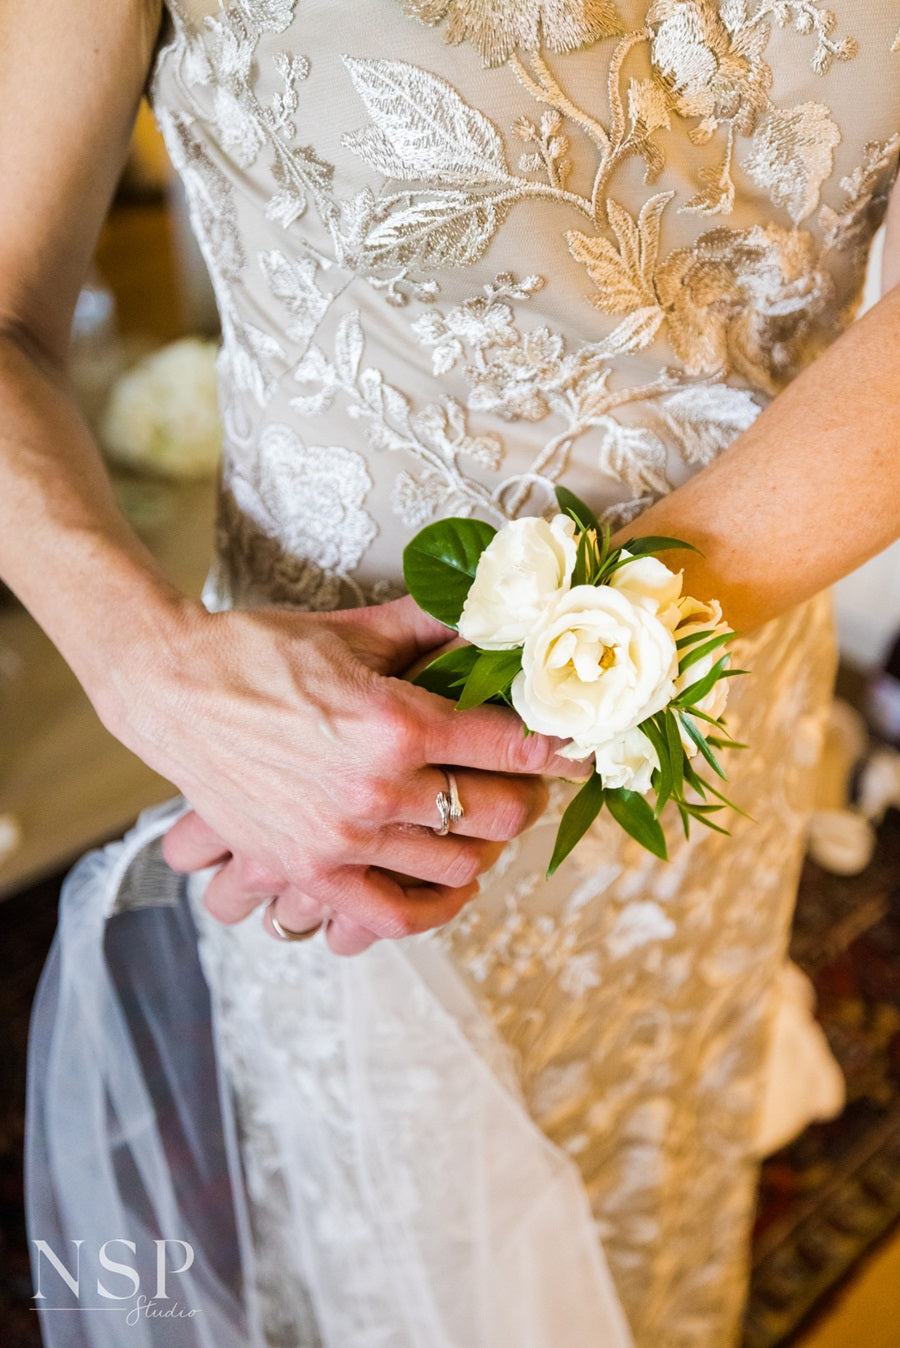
798 1231 900 1347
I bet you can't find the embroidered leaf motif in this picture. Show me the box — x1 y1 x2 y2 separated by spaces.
597 307 667 356
683 148 735 216
567 194 672 341
744 102 840 223
392 469 448 527
597 421 669 495
656 384 759 465
258 250 329 345
362 192 513 270
628 78 671 136
342 57 510 185
236 0 297 36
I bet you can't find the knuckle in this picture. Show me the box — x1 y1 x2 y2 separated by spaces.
491 792 534 840
240 857 281 892
339 770 402 827
380 907 420 941
376 697 422 769
442 844 482 889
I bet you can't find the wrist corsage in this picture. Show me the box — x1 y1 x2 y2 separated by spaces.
403 488 746 872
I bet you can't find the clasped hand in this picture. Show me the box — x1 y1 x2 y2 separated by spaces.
121 595 580 955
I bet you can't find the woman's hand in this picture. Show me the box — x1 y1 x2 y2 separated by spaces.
105 593 577 954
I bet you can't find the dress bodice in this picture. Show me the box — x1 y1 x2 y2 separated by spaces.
151 1 899 610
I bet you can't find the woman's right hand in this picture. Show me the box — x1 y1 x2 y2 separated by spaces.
102 592 579 954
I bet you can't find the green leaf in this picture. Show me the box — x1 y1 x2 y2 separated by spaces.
663 709 685 799
605 789 668 860
678 630 734 676
678 712 726 779
456 648 523 710
554 485 599 535
572 526 591 587
676 627 717 650
402 518 497 628
412 645 479 699
641 715 673 809
674 654 730 709
547 772 606 876
619 534 702 557
707 734 748 751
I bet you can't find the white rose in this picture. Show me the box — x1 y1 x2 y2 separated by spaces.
458 513 578 650
510 584 679 750
591 728 660 793
609 551 683 622
673 595 732 751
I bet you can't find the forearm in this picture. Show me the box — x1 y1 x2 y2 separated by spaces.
0 327 188 726
620 283 900 631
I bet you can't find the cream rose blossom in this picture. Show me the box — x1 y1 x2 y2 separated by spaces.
609 551 683 621
458 513 577 650
511 584 679 754
567 727 660 793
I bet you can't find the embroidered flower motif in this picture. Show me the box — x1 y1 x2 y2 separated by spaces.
744 101 840 223
655 223 833 389
648 0 772 138
255 423 377 582
398 0 623 67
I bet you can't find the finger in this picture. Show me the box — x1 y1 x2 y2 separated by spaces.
324 913 381 957
397 768 549 841
325 595 454 675
321 866 478 941
417 691 592 780
361 829 504 889
163 810 231 873
261 894 329 943
203 855 290 926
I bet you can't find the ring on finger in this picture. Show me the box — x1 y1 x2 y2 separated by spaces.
433 769 465 837
266 897 323 943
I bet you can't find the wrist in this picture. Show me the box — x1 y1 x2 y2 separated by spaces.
71 562 205 748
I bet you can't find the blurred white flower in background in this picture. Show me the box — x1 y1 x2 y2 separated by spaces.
101 337 222 480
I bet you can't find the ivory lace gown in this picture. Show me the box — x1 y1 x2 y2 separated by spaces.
31 4 900 1347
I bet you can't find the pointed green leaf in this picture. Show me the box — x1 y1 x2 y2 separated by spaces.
402 518 496 628
674 654 730 709
619 534 702 557
605 788 668 860
641 715 673 809
412 645 479 699
676 627 718 650
456 648 523 710
547 772 606 876
678 712 726 779
678 630 735 676
554 485 599 535
663 709 685 798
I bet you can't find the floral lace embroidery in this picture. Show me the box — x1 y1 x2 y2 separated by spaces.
399 0 624 66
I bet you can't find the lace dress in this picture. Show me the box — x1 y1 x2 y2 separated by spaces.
28 4 900 1347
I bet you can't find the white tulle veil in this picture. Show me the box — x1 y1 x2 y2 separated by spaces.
27 800 634 1347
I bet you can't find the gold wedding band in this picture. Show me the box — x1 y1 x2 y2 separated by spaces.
267 897 323 943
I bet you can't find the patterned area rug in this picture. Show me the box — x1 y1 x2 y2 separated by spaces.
743 805 900 1346
1 811 898 1347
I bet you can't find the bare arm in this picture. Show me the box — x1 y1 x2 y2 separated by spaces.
0 1 574 954
619 175 900 630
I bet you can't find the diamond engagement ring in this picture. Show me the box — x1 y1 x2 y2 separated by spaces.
267 898 323 943
434 769 465 836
